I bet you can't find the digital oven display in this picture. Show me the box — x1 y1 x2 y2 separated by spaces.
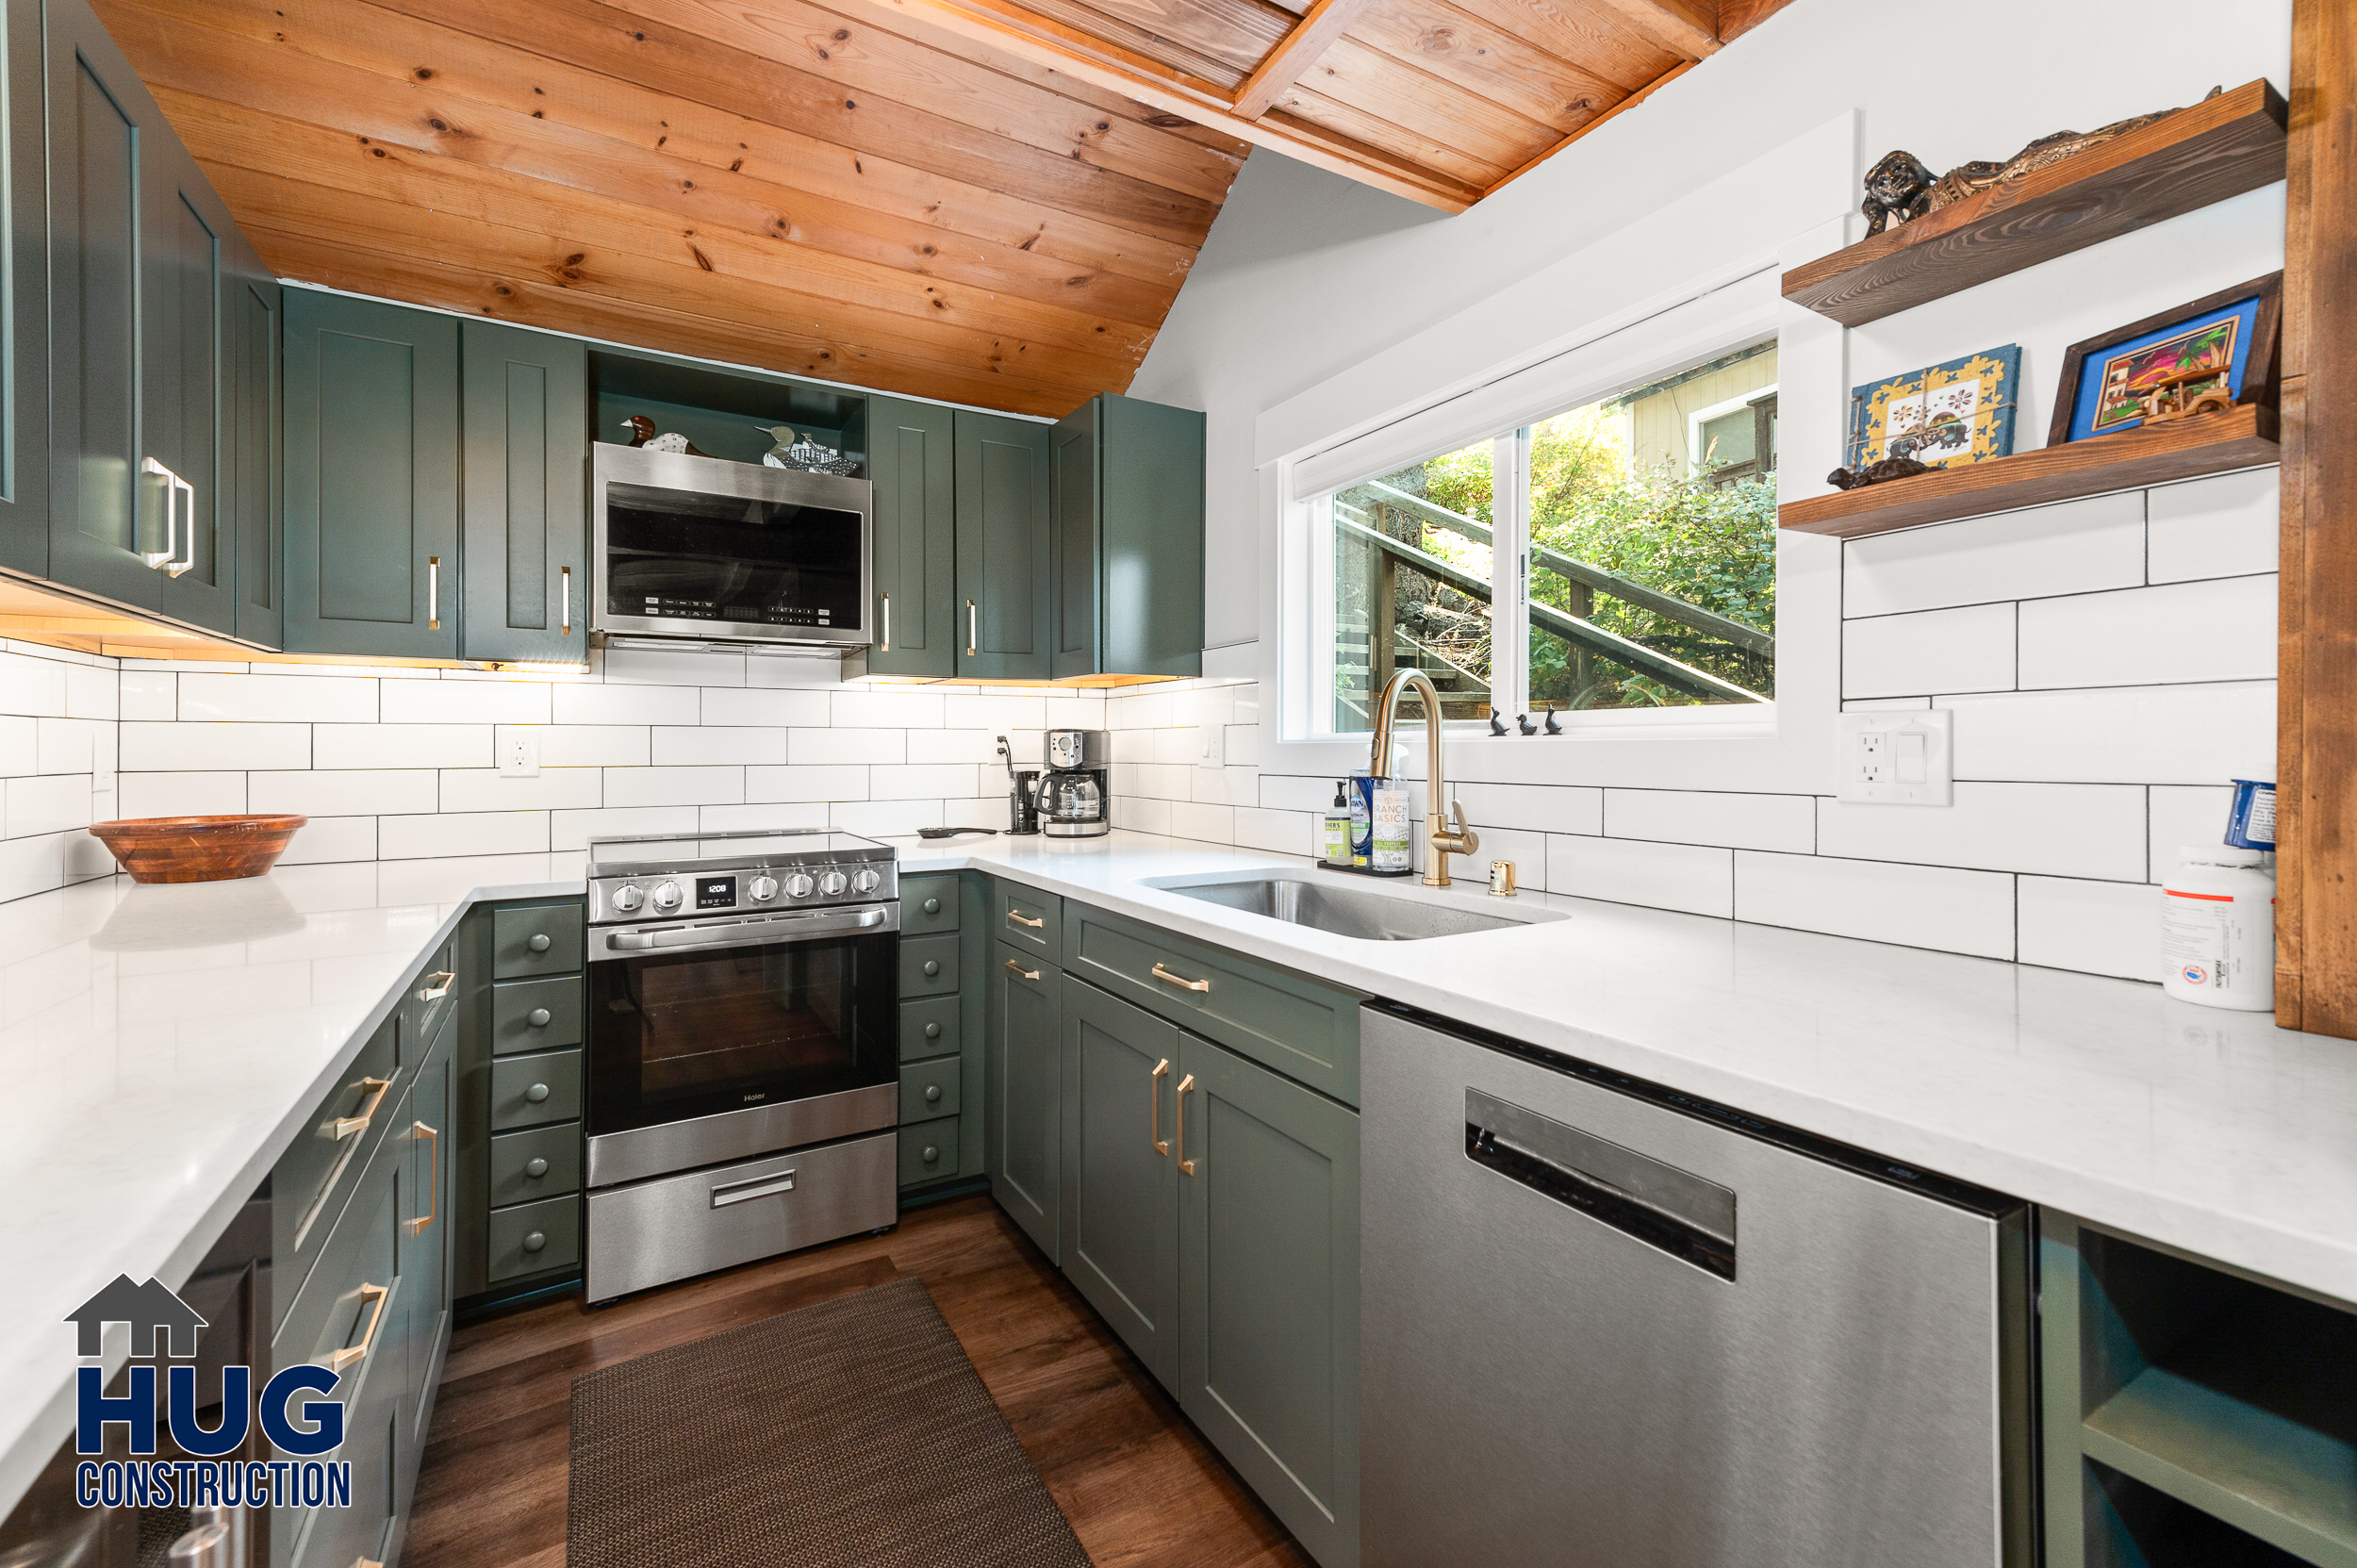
696 876 736 910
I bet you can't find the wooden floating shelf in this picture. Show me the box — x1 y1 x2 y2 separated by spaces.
1783 78 2288 326
1778 404 2279 539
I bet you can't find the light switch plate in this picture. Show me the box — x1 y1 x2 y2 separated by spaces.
1837 710 1952 805
498 726 541 779
1196 725 1225 769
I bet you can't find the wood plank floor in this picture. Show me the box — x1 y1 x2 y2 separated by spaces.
406 1195 1314 1568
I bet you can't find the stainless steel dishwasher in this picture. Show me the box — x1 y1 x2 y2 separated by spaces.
1360 1003 2036 1567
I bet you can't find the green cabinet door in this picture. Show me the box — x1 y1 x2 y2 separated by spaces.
461 319 587 664
283 290 461 657
146 137 241 636
868 395 955 677
1050 392 1203 680
953 409 1051 680
986 940 1062 1261
399 1013 453 1450
1061 980 1182 1388
0 0 46 578
1178 1032 1360 1568
227 267 282 648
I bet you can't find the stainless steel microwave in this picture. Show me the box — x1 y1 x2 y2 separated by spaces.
592 443 874 650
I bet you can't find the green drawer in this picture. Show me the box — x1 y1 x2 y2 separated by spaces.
899 1118 959 1186
486 1194 581 1283
491 975 583 1056
490 1049 582 1131
899 1058 962 1123
900 996 960 1062
398 936 457 1066
1064 903 1363 1106
902 873 959 934
996 883 1061 957
492 902 584 979
271 1014 404 1330
488 1122 583 1207
900 933 959 999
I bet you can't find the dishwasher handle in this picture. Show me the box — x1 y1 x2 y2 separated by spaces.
1466 1086 1738 1281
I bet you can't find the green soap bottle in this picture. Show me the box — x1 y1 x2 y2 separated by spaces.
1323 782 1352 866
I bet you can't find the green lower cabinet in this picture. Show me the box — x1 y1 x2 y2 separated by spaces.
1060 981 1182 1388
986 940 1063 1260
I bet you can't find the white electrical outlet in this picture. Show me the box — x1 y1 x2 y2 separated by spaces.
498 726 541 779
1837 710 1952 805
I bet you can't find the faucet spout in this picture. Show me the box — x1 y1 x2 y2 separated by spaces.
1368 669 1480 888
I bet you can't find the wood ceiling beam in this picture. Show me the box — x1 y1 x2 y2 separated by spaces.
1588 0 1718 59
1230 0 1379 120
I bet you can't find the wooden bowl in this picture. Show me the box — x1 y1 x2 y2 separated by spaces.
89 815 307 883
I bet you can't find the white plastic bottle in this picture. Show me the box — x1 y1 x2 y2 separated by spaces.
2160 846 2276 1011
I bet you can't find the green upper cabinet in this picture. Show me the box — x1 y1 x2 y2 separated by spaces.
954 409 1052 681
867 395 956 678
227 267 282 648
283 290 461 658
460 320 587 665
1051 392 1204 680
0 0 46 579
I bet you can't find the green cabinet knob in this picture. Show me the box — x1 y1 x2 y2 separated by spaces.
528 933 552 953
524 1157 549 1179
922 898 941 915
525 1082 551 1103
922 1145 940 1164
528 1007 552 1027
924 1022 941 1039
922 960 940 978
522 1231 547 1253
924 1084 942 1103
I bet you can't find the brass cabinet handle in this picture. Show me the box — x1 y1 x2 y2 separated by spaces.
966 599 977 655
1175 1073 1197 1176
406 1123 439 1236
333 1077 394 1140
1006 909 1044 929
1003 958 1040 982
880 592 890 652
418 970 454 1001
1151 963 1210 995
427 555 441 631
560 565 572 635
1150 1058 1171 1156
327 1282 389 1373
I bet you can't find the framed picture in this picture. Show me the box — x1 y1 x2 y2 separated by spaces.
2051 272 2282 445
1846 345 2023 473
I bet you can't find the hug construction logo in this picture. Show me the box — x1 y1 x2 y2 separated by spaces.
66 1273 353 1510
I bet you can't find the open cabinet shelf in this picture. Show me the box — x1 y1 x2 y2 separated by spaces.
1782 78 2287 326
1778 404 2279 538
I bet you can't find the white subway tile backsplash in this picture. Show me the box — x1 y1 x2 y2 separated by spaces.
1841 603 2016 699
250 769 438 817
1547 835 1732 917
552 684 697 726
315 724 491 770
6 773 91 838
699 686 830 727
1192 766 1260 807
0 715 36 776
1167 801 1234 844
2017 575 2276 689
699 802 831 834
830 799 941 836
602 766 744 807
527 725 650 768
0 652 68 717
944 797 1011 832
1233 805 1315 856
1136 764 1194 801
1260 775 1343 814
1153 727 1200 767
1452 782 1604 835
551 805 700 851
378 810 549 859
651 726 798 766
118 771 246 817
1735 852 2015 960
832 690 943 729
1223 724 1261 767
908 730 1002 765
745 765 869 803
1468 825 1547 889
1113 796 1172 834
1041 694 1109 731
1939 683 2274 784
789 728 903 766
2018 876 2158 981
274 816 378 866
64 666 117 720
1108 692 1174 730
120 669 174 721
1605 789 1813 853
178 672 378 723
870 765 982 801
944 694 1047 730
1817 783 2143 880
379 679 551 725
36 718 109 775
2148 468 2278 585
2149 784 2237 879
439 767 604 813
121 721 309 772
1844 490 2144 616
0 830 107 902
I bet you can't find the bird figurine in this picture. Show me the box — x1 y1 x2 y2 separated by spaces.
619 415 707 457
756 425 799 468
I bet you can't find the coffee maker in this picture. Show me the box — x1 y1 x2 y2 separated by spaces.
1037 728 1111 837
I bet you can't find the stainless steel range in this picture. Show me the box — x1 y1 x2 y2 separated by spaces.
582 830 901 1303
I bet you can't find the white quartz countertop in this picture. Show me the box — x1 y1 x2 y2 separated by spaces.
6 831 2355 1519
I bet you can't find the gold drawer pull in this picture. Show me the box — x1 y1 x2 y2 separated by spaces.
1150 1058 1170 1156
1006 909 1045 929
1151 963 1209 995
406 1123 439 1236
1004 958 1041 982
332 1077 394 1140
327 1282 389 1373
1175 1073 1197 1176
418 970 454 1001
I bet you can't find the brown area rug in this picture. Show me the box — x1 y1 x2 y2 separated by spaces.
568 1276 1092 1568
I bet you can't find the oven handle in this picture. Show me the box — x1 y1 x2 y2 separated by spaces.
601 905 893 953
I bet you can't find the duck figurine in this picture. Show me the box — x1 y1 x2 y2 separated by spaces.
619 415 707 457
756 425 799 468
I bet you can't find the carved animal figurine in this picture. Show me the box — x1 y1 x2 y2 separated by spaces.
1862 150 1937 236
1826 454 1932 491
619 415 708 457
756 425 799 467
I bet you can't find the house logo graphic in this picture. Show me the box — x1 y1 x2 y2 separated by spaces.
66 1274 354 1511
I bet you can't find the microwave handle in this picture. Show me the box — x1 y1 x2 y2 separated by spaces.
602 905 890 953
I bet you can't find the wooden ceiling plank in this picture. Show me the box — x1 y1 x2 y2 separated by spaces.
1714 0 1792 41
1231 0 1376 119
999 0 1251 85
1341 0 1627 132
1263 88 1508 187
1440 0 1674 91
255 227 1096 412
1066 0 1295 76
215 164 1149 388
1299 36 1561 169
107 9 1189 322
1586 0 1715 57
1479 53 1690 194
172 97 1158 357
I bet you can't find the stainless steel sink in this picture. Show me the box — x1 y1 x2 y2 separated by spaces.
1159 876 1546 941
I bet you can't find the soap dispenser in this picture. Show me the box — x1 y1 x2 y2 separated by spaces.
1323 782 1353 866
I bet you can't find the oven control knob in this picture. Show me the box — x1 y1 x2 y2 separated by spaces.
850 867 882 895
749 875 780 903
819 870 849 897
784 873 816 900
651 880 683 913
610 883 645 914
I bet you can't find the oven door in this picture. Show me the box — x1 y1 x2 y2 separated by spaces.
585 909 899 1187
